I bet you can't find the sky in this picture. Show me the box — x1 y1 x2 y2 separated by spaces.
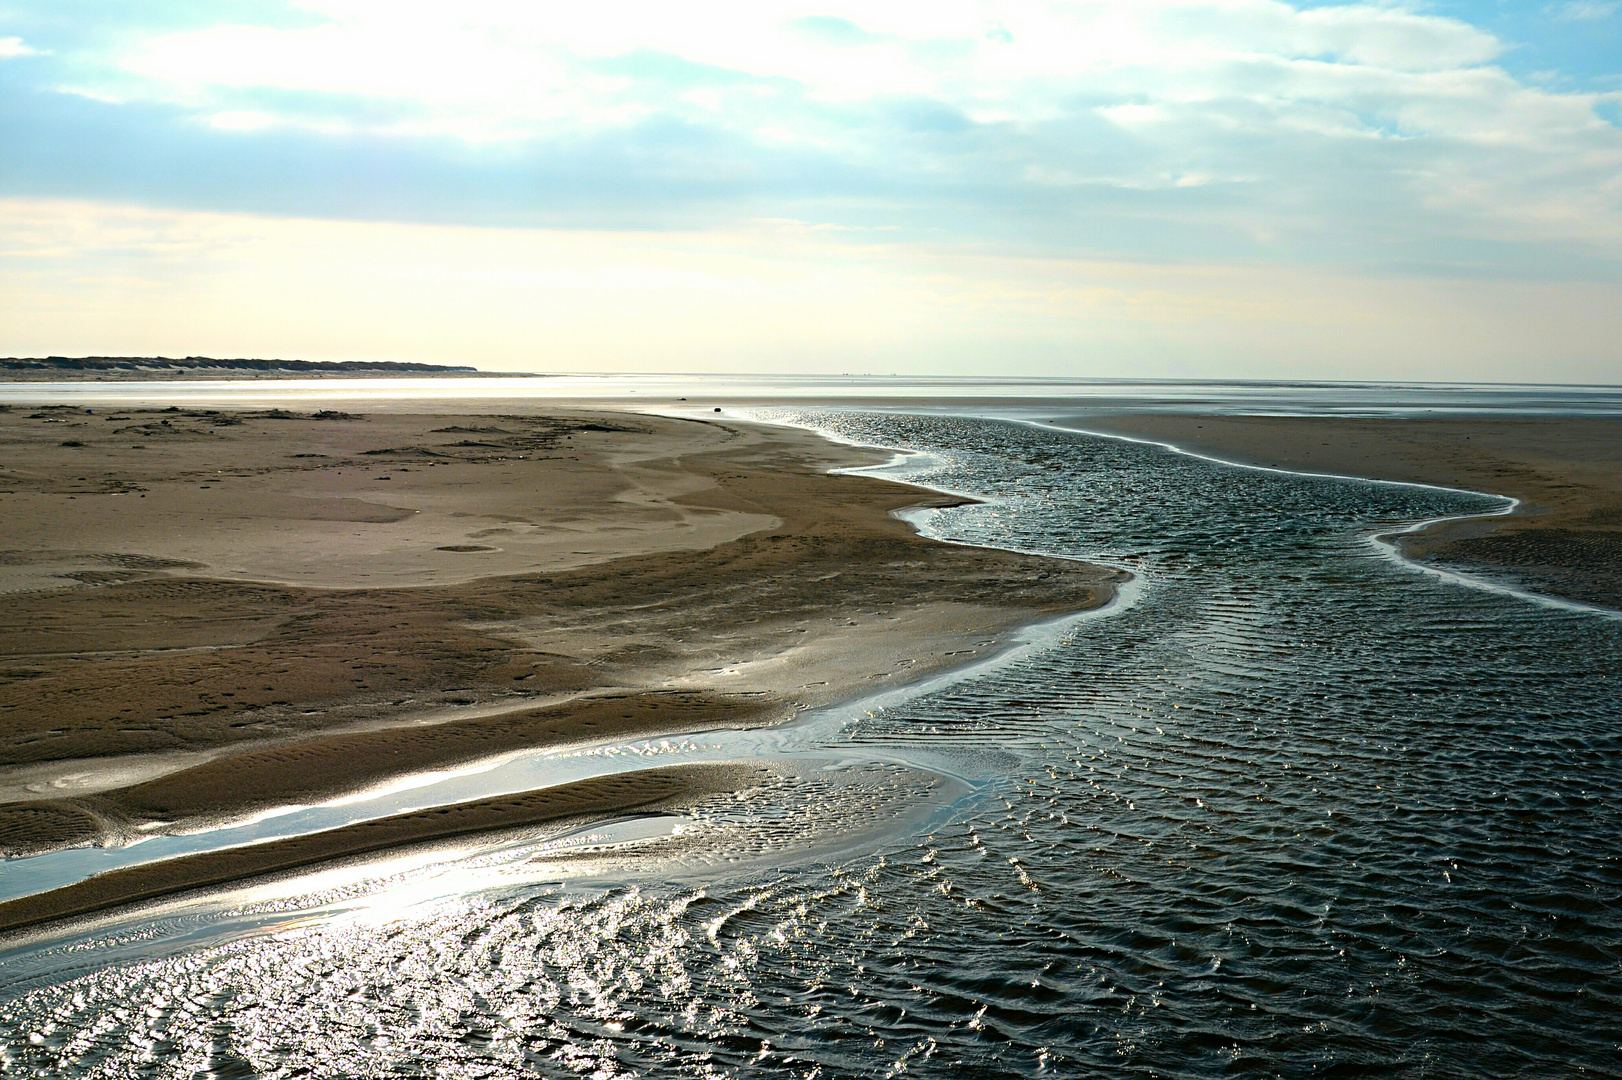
2 1 1619 381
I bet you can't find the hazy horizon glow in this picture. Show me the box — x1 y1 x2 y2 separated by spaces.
2 2 1619 380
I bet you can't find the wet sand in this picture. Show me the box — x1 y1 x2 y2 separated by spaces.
0 404 1121 930
0 763 764 937
1077 414 1622 610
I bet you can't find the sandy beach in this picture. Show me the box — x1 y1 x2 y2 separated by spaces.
0 404 1122 931
1078 414 1622 610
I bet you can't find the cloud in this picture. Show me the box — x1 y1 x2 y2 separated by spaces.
0 1 1618 285
0 36 43 58
95 3 1510 126
789 15 889 45
1554 1 1618 21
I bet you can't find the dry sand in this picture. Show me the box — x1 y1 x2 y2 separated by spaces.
0 403 1122 931
1077 414 1622 610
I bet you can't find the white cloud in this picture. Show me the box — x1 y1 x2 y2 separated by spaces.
25 3 1622 274
1554 1 1618 21
0 36 42 58
108 3 1512 132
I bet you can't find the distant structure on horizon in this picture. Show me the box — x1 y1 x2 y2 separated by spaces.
1 356 484 378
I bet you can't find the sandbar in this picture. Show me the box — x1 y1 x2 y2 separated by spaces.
0 763 762 937
0 404 1122 931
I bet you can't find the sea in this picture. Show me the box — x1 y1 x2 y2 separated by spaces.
1 379 1619 1078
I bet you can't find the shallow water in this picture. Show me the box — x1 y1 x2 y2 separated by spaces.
3 410 1620 1078
5 373 1622 416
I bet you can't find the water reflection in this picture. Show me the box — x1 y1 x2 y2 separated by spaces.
5 373 1622 416
4 411 1620 1078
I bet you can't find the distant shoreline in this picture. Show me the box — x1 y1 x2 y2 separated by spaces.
1 357 532 380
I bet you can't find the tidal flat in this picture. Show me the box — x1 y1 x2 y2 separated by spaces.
1 399 1619 1077
0 404 1120 928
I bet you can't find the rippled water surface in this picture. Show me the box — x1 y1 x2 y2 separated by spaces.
3 412 1620 1078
